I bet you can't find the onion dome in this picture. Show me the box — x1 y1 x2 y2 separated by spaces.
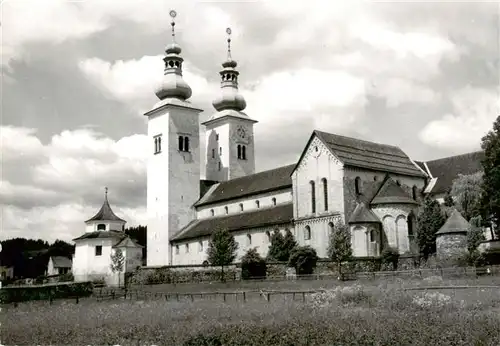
155 10 192 101
212 28 246 112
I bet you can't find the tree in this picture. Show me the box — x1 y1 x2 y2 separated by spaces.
110 248 125 287
480 115 500 238
267 229 297 262
241 248 267 280
327 221 352 276
467 216 486 254
451 172 483 221
125 225 147 260
417 196 446 259
443 190 455 207
206 229 238 282
381 247 400 270
288 246 318 275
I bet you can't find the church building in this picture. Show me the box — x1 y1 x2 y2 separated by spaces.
144 12 484 267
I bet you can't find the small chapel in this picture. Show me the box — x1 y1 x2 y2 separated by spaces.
142 11 484 267
72 188 143 285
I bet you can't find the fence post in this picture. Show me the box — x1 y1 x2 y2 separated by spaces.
190 294 194 302
223 293 226 302
75 296 79 304
267 293 270 302
243 292 246 302
112 291 115 300
302 292 305 302
176 293 179 301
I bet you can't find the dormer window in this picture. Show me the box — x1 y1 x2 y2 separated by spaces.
154 135 162 154
97 224 106 231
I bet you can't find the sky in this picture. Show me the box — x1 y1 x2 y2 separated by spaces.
1 0 499 243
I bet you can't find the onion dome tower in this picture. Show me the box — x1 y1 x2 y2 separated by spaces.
202 28 257 182
154 10 192 101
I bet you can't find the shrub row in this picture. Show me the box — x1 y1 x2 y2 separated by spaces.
127 267 240 286
0 281 93 304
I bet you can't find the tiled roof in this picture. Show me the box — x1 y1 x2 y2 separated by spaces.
114 237 143 248
200 180 219 199
436 209 470 235
348 203 380 224
370 177 418 205
73 230 126 242
424 151 484 195
85 196 126 223
314 131 426 177
50 256 72 268
195 165 295 207
171 203 294 242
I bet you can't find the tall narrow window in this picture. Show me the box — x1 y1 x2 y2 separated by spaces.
218 161 221 171
247 234 252 246
199 241 203 252
310 181 316 213
185 244 189 253
216 134 219 141
242 145 247 160
355 177 361 195
239 203 244 212
412 186 418 201
369 230 376 242
224 206 229 214
210 209 214 216
212 148 215 158
237 145 241 159
322 178 328 211
256 200 260 208
175 245 179 254
95 246 102 256
304 226 311 240
184 137 189 152
219 147 222 155
154 135 162 154
272 197 276 206
178 136 184 151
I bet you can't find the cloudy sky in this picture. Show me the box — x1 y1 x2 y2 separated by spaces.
1 0 499 243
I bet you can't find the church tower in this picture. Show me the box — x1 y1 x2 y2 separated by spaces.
145 10 203 267
202 28 258 182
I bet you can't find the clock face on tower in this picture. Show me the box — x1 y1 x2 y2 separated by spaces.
236 126 246 139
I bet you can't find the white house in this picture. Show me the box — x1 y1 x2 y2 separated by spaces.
72 189 143 286
47 256 72 276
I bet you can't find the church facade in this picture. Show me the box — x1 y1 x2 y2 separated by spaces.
144 15 484 267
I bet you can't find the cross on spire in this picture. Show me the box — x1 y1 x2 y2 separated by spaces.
226 27 232 60
105 187 108 198
170 10 177 42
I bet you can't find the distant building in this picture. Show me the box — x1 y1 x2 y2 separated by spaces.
47 256 72 276
0 266 14 280
72 189 143 286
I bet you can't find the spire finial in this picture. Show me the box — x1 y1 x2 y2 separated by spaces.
169 10 177 42
226 27 232 60
105 187 108 199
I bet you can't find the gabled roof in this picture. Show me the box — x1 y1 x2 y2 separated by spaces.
85 194 126 223
195 165 294 207
436 209 471 235
50 256 72 268
423 151 484 195
370 177 418 205
348 203 380 224
292 130 426 178
73 230 126 242
171 203 293 242
114 237 143 248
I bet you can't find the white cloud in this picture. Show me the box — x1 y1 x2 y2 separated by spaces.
0 125 149 242
78 55 214 113
419 86 500 151
368 77 439 108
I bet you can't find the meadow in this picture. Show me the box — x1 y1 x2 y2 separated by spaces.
3 276 500 345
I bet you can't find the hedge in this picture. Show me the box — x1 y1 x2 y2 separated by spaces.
0 281 93 304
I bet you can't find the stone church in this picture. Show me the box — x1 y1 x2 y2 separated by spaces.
145 15 484 267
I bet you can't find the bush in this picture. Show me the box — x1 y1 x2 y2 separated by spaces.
381 247 400 270
241 248 267 280
0 281 93 304
288 246 318 275
58 272 74 282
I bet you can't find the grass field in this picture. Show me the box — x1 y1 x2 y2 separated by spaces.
3 276 500 345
